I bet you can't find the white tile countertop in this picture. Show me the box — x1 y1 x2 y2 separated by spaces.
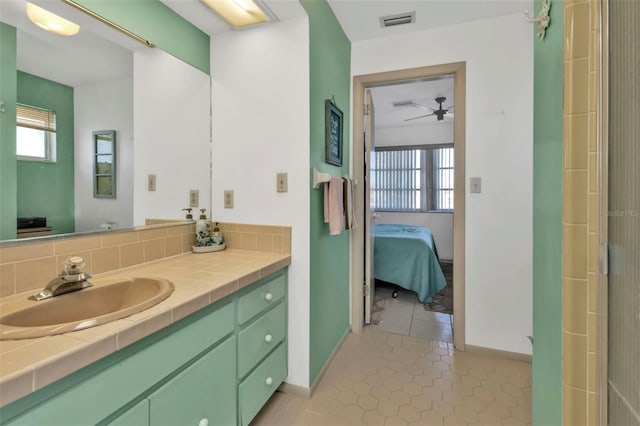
0 249 290 407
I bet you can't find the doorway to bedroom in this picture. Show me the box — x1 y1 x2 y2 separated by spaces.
350 63 466 350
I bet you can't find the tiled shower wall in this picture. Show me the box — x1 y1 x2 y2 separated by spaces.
0 222 291 298
562 0 602 424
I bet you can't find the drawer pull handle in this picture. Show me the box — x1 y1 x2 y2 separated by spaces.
265 292 273 301
264 334 273 343
198 418 209 426
265 377 273 386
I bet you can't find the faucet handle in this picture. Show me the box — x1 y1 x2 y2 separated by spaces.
63 256 86 275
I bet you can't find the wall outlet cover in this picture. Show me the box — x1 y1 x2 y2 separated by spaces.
224 190 234 208
189 189 199 208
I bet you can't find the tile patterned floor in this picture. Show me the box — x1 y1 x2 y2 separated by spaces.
368 283 454 343
252 329 532 426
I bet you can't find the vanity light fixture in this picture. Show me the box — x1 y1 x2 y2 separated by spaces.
201 0 275 29
26 2 80 36
60 0 155 47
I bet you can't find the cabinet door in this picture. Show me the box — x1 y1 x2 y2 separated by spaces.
105 399 149 426
149 336 236 426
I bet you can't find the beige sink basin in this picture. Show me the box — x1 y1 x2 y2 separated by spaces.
0 277 174 340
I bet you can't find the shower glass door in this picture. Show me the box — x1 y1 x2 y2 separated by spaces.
607 0 640 424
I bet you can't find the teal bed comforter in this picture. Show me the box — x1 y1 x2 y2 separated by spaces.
374 224 447 303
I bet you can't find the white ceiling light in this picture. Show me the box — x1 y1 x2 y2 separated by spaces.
200 0 274 29
26 2 80 36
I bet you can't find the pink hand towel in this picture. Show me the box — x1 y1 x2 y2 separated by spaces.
324 176 344 235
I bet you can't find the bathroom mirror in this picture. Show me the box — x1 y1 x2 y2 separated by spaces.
0 0 211 242
93 130 116 199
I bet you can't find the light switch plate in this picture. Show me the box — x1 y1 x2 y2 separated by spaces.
224 190 234 208
147 174 156 192
470 177 482 194
276 172 288 193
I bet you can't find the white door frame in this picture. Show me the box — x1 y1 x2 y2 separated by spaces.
350 62 467 351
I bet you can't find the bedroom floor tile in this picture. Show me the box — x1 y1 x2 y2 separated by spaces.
372 283 453 343
252 328 531 426
412 308 451 324
409 318 453 343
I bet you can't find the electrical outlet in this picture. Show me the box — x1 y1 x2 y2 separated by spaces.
276 172 288 193
189 189 199 208
147 174 156 191
224 190 234 208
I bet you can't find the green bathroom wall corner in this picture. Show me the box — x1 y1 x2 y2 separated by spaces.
0 22 18 240
300 0 352 385
532 0 564 425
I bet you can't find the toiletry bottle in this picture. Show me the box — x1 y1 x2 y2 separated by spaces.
211 222 224 246
182 208 193 220
195 209 211 246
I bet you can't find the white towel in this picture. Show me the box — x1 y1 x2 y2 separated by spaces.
324 176 344 235
343 177 357 230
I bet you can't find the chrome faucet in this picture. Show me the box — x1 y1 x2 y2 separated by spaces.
30 256 93 301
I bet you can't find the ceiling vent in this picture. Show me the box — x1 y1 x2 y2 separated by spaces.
379 11 415 28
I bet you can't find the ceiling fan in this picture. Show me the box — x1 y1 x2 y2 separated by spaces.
394 96 454 122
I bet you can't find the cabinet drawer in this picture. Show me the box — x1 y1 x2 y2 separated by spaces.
149 336 237 426
237 273 285 324
238 343 287 426
238 302 286 377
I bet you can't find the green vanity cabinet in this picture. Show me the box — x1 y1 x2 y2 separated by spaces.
147 336 237 426
106 400 149 426
0 268 288 426
106 337 237 426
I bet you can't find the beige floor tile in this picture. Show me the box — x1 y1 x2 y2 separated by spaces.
252 328 531 426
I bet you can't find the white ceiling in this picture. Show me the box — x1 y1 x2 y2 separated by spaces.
3 0 528 122
326 0 532 42
369 75 454 128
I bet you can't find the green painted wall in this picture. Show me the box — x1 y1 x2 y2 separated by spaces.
532 0 564 424
16 72 75 235
300 0 351 384
73 0 210 74
0 23 17 240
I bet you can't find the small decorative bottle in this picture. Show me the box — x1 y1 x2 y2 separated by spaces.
210 222 224 246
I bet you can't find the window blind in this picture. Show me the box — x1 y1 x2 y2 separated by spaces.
16 104 56 132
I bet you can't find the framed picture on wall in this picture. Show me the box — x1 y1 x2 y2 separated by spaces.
325 99 343 167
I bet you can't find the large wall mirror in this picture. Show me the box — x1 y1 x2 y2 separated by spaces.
0 0 211 242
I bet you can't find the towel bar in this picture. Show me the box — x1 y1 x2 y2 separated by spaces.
312 167 332 188
312 167 359 189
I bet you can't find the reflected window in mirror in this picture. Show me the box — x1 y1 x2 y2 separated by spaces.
93 130 116 198
16 104 57 162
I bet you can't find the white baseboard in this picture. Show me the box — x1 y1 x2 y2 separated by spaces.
465 344 532 363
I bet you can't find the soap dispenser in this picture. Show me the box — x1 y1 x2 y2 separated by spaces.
182 208 194 220
195 209 211 246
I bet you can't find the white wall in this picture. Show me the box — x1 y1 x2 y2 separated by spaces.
211 17 311 387
375 122 454 260
353 13 534 355
74 78 133 232
133 49 211 224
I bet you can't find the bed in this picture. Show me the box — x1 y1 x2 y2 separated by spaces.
374 224 447 303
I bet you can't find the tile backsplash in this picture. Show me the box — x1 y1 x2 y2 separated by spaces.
0 222 291 298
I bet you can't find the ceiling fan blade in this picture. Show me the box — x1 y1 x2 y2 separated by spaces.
393 100 434 112
404 113 434 122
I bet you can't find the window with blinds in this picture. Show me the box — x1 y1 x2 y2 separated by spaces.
16 104 57 162
371 144 454 212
